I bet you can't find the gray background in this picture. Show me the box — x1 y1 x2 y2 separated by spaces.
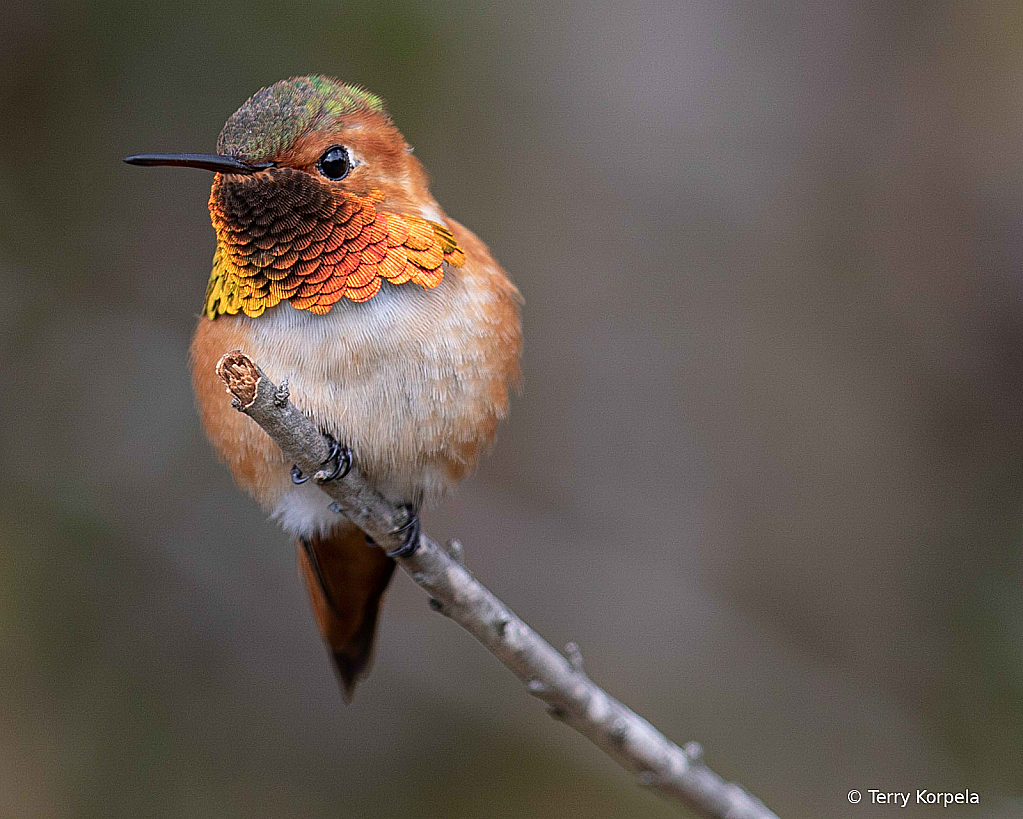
2 1 1022 816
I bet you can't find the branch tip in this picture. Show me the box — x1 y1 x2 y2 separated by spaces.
216 350 260 409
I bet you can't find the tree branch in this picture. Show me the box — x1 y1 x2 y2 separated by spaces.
215 350 780 819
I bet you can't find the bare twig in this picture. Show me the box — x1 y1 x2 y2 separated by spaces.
216 350 780 819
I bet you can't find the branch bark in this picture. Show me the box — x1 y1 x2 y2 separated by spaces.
216 350 781 819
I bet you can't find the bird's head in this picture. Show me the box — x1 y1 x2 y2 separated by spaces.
126 76 464 317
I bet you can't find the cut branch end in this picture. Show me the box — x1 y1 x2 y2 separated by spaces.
216 350 260 409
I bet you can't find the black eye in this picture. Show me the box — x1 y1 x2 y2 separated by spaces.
317 145 351 180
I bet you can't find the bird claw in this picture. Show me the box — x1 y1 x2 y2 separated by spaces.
314 436 352 483
291 434 351 485
366 506 421 558
385 510 421 558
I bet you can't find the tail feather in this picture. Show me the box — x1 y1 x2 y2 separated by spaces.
297 528 396 702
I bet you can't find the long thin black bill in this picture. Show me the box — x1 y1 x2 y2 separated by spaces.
123 153 273 174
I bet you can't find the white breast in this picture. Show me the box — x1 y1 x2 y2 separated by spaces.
235 271 512 537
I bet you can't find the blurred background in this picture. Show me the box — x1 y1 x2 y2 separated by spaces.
3 1 1023 817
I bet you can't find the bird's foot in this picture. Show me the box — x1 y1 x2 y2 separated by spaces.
365 505 421 558
291 434 352 485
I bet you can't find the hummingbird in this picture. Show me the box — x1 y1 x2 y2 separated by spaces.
126 76 522 700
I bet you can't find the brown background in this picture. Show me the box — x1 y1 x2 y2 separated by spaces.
2 1 1022 817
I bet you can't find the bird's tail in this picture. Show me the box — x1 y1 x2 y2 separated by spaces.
297 527 396 702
